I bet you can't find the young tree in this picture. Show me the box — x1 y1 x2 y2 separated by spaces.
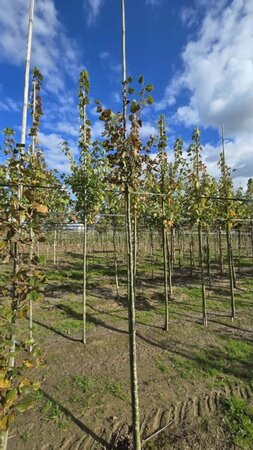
63 71 105 344
0 129 47 450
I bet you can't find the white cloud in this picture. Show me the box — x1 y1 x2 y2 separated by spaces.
39 131 78 173
45 121 78 138
0 0 81 97
0 97 20 112
139 122 157 139
180 7 197 27
112 91 121 103
202 135 253 188
83 0 103 24
91 120 104 140
99 50 121 75
161 0 253 137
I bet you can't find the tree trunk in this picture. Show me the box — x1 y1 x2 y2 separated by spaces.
166 229 173 299
53 229 57 266
83 218 87 344
206 228 211 289
218 227 223 275
150 229 154 280
0 431 8 450
177 226 181 269
113 225 120 299
133 210 137 287
238 228 241 274
198 222 207 327
226 223 235 321
171 228 175 269
126 189 141 450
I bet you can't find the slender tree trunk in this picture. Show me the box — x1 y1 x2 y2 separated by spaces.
238 228 241 274
190 229 195 278
226 223 235 321
162 198 169 331
218 227 223 275
121 0 141 446
206 228 211 289
133 210 137 286
83 218 87 344
53 229 57 266
0 430 8 450
198 222 207 327
113 225 120 299
150 229 154 280
171 228 175 269
166 229 173 299
126 189 141 450
177 226 181 269
230 234 237 289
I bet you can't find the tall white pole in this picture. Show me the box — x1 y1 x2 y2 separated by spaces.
21 0 35 146
121 0 127 125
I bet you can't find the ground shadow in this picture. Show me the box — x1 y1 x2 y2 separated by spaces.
42 390 111 449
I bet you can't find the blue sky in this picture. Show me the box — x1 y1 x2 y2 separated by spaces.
0 0 253 187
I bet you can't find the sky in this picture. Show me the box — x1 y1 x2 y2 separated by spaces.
0 0 253 188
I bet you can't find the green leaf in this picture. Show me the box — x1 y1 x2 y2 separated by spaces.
146 84 153 92
4 388 18 408
16 395 35 413
147 96 154 105
138 75 144 84
130 100 140 114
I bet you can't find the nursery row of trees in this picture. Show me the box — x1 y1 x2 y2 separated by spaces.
1 0 253 449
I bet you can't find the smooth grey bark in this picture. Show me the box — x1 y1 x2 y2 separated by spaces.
83 218 87 344
166 229 173 299
126 190 141 450
218 227 223 275
206 228 212 289
113 225 120 299
0 430 8 450
226 223 235 321
198 223 207 327
121 1 141 447
150 230 155 280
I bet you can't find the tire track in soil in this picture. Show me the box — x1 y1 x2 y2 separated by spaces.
140 381 253 443
44 381 253 449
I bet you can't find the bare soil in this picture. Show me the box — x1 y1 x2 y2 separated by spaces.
6 246 253 450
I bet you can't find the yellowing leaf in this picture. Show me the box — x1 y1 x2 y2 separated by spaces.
4 388 18 408
19 377 31 389
0 415 8 432
36 205 48 214
22 359 34 368
0 379 11 389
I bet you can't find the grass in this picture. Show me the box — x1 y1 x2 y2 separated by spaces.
223 397 253 449
222 337 253 360
172 354 200 379
104 380 127 401
155 357 170 374
43 399 61 420
73 374 93 393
